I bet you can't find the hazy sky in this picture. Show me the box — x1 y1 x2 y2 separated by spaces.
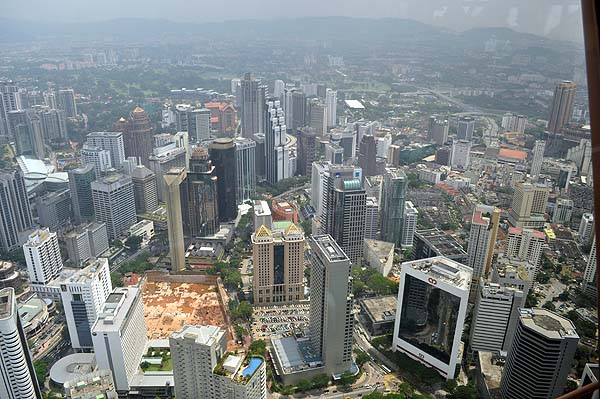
0 0 584 41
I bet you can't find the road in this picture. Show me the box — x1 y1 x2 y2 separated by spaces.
110 248 145 272
353 327 398 373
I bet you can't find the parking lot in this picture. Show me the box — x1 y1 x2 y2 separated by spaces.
251 303 310 340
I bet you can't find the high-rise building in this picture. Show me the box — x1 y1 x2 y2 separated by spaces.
428 117 449 145
0 287 42 399
296 127 316 176
91 174 137 239
308 235 354 377
170 325 266 399
68 165 96 224
392 256 472 379
264 99 289 184
61 258 112 349
506 227 545 276
508 182 549 228
552 198 574 225
365 197 380 240
579 213 595 245
457 116 475 141
58 88 78 118
380 168 408 247
86 132 126 169
530 140 545 177
209 138 238 222
253 200 272 230
308 100 327 136
253 133 266 180
64 222 109 266
189 108 211 142
23 228 63 286
164 168 187 272
287 89 307 131
325 89 337 128
469 280 523 354
0 80 22 138
547 80 576 134
273 79 285 99
499 308 579 399
252 223 305 304
148 141 187 202
358 134 378 176
401 201 418 248
234 137 256 203
64 370 117 399
36 188 72 232
501 113 527 133
122 107 154 167
240 73 267 139
81 145 112 176
130 165 158 214
583 237 597 299
181 146 219 238
450 139 471 169
92 287 147 393
325 143 344 164
466 205 500 291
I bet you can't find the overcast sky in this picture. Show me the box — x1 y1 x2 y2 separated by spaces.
0 0 584 41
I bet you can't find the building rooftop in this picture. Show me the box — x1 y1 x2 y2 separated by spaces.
416 228 467 258
88 131 123 138
49 353 95 385
404 256 472 291
171 325 222 346
365 239 395 258
310 234 349 262
271 336 322 374
93 287 139 333
0 287 14 319
360 295 397 323
520 308 579 339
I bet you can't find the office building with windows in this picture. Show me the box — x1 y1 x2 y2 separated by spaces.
547 80 576 134
235 137 256 203
209 138 238 222
86 132 126 169
24 228 63 286
68 164 96 224
91 174 137 239
466 205 500 294
380 168 408 246
0 169 33 251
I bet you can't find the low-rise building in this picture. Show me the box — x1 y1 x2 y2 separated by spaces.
359 295 397 337
363 239 394 276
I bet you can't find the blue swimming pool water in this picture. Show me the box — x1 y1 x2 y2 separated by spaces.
242 357 262 378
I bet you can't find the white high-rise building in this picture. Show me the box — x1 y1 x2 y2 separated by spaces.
579 213 595 244
189 108 211 142
326 89 337 128
469 280 523 353
506 227 545 276
392 256 472 379
235 137 257 203
86 132 126 169
466 205 500 290
583 237 597 298
92 287 147 393
552 198 574 225
91 174 137 240
501 113 527 134
273 79 285 99
0 287 42 399
81 145 112 176
264 99 288 184
530 140 545 177
401 201 418 248
61 258 112 349
365 197 380 240
450 139 471 169
23 228 63 286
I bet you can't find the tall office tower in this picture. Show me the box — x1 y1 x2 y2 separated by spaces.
92 287 147 394
450 139 471 169
579 213 595 244
64 370 117 399
501 113 527 133
296 127 316 176
58 88 78 118
466 205 501 291
23 228 63 286
358 134 378 176
308 100 327 136
500 308 579 399
457 116 475 141
209 138 238 222
170 325 267 399
402 201 418 248
264 99 288 184
469 280 523 353
164 168 187 272
253 133 266 180
130 165 158 213
583 238 597 298
364 197 380 240
81 145 112 176
8 110 40 157
61 258 112 349
190 108 211 142
314 164 362 233
325 143 344 164
124 107 154 167
251 223 305 304
290 90 307 131
91 174 137 239
68 164 96 224
530 140 545 177
308 235 354 377
181 147 219 238
273 79 285 99
325 89 337 128
508 182 549 228
36 189 71 231
148 142 187 202
64 222 109 266
392 256 472 379
240 73 267 139
547 80 576 134
428 117 449 145
552 198 574 224
86 132 126 169
0 287 42 399
0 80 22 137
506 227 545 274
380 168 408 247
231 77 241 95
0 169 33 251
234 137 256 203
43 89 57 110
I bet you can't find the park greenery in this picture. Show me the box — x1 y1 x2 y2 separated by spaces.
352 266 399 297
208 260 242 289
110 252 153 287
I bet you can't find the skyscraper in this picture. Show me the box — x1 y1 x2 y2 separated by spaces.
547 80 576 135
123 107 154 167
189 108 211 142
252 223 305 304
457 116 475 141
86 132 126 169
81 145 112 176
325 88 337 128
209 138 238 222
0 169 33 251
64 222 109 267
308 235 354 377
579 212 595 245
508 182 549 228
264 98 288 184
358 134 378 176
273 79 285 99
552 198 574 225
296 126 317 176
530 140 545 177
23 228 63 286
466 205 500 292
499 308 579 399
130 165 158 214
91 174 137 239
329 178 367 264
36 188 72 232
0 80 22 138
401 201 418 248
392 256 472 379
58 88 78 118
428 117 449 145
583 237 597 299
364 197 380 240
68 164 96 224
181 146 219 238
148 142 186 202
240 73 267 139
0 287 42 399
380 168 408 247
450 139 471 169
308 99 327 136
234 137 256 203
506 227 545 276
164 167 187 272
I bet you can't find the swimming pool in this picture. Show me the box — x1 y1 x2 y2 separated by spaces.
242 357 262 378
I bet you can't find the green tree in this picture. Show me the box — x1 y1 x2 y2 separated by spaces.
542 301 556 311
354 348 370 367
111 272 124 288
34 360 48 383
248 340 267 357
296 379 312 392
525 292 539 308
447 384 478 399
310 373 330 389
125 235 143 250
339 371 358 386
